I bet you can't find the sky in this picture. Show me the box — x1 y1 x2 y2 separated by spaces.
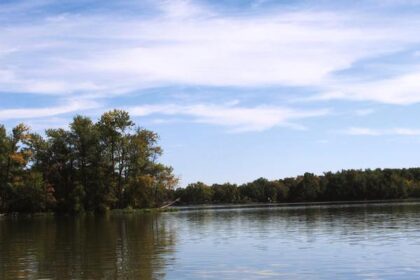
2 0 420 186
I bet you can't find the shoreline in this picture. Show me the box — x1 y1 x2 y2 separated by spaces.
2 198 420 216
172 198 420 211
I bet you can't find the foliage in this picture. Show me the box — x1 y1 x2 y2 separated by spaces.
0 110 177 213
176 182 214 204
176 168 420 205
2 111 420 213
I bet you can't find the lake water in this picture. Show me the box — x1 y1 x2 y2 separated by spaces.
1 201 420 279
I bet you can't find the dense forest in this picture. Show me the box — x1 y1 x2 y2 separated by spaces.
0 110 178 213
2 110 420 214
177 168 420 205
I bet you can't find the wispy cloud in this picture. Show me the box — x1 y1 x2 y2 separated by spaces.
317 71 420 105
0 99 100 121
342 127 420 136
129 103 329 132
2 0 420 142
1 0 420 104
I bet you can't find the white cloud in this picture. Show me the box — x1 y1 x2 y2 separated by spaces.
318 71 420 105
342 127 420 136
129 103 329 132
24 117 71 132
0 0 419 101
0 99 100 121
343 127 382 136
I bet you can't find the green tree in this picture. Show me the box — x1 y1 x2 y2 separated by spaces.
97 109 134 208
0 125 8 211
69 116 109 211
180 182 213 204
212 183 240 203
290 173 321 202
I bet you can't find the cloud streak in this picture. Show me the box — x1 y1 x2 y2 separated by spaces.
0 0 420 105
129 103 329 132
317 71 420 105
343 127 420 136
2 0 420 141
0 99 100 121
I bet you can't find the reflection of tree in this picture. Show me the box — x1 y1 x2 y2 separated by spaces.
178 202 420 244
0 213 176 279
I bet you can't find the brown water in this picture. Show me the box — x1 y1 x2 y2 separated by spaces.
1 201 420 279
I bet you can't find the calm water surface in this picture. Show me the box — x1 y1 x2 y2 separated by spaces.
1 201 420 279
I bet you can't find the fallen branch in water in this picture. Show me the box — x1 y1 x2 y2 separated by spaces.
160 198 180 209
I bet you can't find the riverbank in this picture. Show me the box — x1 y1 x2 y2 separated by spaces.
172 198 420 212
0 207 179 217
3 198 420 217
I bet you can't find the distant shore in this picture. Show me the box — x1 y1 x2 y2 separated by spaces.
2 112 420 215
3 198 420 217
172 198 420 211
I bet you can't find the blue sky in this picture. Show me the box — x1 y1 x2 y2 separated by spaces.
2 0 420 186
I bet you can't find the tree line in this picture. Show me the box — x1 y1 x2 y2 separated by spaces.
176 168 420 205
2 110 420 213
0 110 177 213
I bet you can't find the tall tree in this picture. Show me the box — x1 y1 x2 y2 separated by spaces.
44 128 79 212
69 116 105 211
0 125 9 211
98 110 134 208
0 110 177 213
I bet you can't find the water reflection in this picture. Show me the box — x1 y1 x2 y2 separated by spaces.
167 202 420 279
0 213 175 279
1 202 420 279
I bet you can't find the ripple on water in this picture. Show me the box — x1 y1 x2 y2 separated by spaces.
1 201 420 279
